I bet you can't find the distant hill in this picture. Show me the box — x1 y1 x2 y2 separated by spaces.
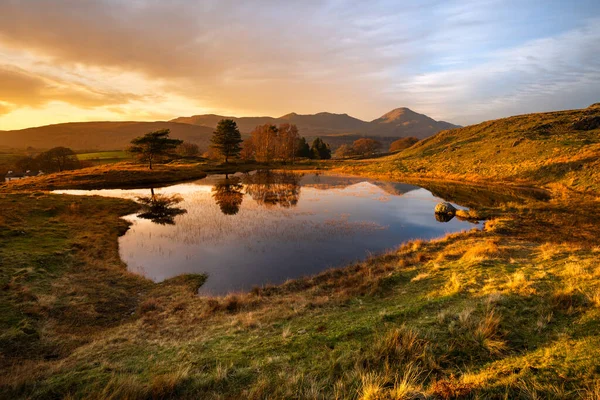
0 121 214 151
355 104 600 194
365 108 460 139
0 107 458 151
172 108 457 139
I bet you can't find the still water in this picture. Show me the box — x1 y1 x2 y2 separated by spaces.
56 171 478 294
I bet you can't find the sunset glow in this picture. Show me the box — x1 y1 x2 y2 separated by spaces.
1 1 599 130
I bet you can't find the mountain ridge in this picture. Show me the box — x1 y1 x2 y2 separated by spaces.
172 107 459 139
0 107 459 151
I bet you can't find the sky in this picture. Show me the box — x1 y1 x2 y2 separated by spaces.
0 0 599 130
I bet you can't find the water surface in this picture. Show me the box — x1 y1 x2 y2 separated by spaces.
56 171 478 294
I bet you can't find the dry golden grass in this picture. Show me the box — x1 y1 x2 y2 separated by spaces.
0 161 208 191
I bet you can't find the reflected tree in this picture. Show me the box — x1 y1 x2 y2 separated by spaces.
212 174 244 215
136 188 187 225
243 170 302 208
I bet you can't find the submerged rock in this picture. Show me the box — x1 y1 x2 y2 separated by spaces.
435 202 457 216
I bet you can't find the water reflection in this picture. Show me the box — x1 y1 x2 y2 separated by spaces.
136 188 187 225
212 174 244 215
435 213 455 223
54 172 487 295
243 170 302 208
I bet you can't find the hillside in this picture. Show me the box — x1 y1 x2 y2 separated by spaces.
351 104 600 194
172 108 457 139
0 121 214 151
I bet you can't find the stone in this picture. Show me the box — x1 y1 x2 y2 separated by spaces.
435 202 456 216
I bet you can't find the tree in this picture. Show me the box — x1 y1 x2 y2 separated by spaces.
389 137 419 152
240 137 255 161
15 156 40 172
211 119 243 163
334 144 355 159
251 124 278 163
295 137 311 158
352 138 381 156
128 129 183 169
177 142 200 157
36 147 80 172
277 124 300 163
310 138 331 160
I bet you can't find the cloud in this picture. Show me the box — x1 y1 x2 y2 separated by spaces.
0 66 141 109
0 0 599 128
390 17 600 123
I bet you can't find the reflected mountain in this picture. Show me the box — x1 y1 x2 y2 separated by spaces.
243 170 302 208
300 174 420 196
136 188 187 225
212 174 244 215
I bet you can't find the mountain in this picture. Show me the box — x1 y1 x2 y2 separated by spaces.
172 108 457 139
365 108 460 139
0 121 214 151
0 107 458 151
171 114 278 133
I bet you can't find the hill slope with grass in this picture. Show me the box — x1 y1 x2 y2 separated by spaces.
352 104 600 194
0 121 214 151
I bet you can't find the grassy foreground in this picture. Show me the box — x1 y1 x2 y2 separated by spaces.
1 186 599 399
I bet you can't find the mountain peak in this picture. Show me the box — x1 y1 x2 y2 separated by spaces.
378 107 419 122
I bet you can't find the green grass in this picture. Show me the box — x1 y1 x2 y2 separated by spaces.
1 183 599 399
77 151 132 165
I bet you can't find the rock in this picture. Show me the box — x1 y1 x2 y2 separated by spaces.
571 116 600 131
435 213 455 223
435 202 456 216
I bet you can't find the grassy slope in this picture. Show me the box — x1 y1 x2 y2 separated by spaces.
1 107 600 399
343 104 600 194
0 162 208 191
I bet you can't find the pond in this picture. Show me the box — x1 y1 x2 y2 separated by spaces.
56 171 480 295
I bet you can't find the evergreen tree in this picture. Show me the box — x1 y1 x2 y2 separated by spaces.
211 119 243 163
128 129 183 169
295 137 311 158
310 137 331 160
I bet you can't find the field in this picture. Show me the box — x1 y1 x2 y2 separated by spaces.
1 105 600 398
77 151 132 165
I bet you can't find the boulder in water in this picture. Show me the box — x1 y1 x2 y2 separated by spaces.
435 202 456 216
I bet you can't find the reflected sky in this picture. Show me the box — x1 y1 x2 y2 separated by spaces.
56 172 477 294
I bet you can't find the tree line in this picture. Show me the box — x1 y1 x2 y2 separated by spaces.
334 136 420 158
12 147 81 173
211 119 331 163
